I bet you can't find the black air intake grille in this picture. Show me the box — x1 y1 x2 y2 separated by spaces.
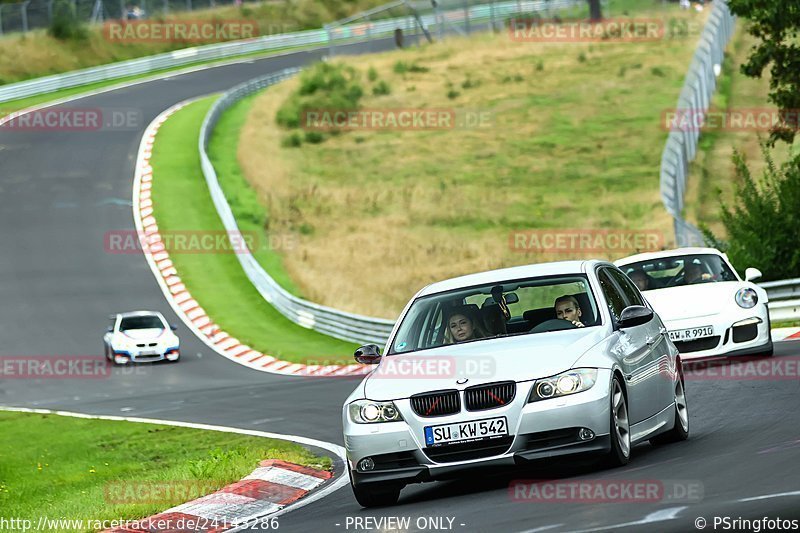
411 390 460 417
674 336 720 353
465 381 516 411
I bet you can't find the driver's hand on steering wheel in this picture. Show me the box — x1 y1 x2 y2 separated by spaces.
568 320 584 328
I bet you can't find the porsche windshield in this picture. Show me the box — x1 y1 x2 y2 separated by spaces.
389 275 599 355
619 254 738 291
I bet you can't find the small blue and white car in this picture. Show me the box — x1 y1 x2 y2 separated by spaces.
103 311 180 364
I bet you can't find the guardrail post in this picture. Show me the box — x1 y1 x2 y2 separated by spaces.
324 23 334 57
21 0 30 32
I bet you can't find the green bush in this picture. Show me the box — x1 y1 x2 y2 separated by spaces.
367 67 378 82
48 0 88 41
304 131 325 144
393 61 429 74
702 147 800 281
281 132 303 148
372 80 391 96
276 62 364 132
446 89 460 100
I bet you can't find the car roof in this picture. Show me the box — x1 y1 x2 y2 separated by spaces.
116 310 163 319
417 260 607 297
614 247 723 266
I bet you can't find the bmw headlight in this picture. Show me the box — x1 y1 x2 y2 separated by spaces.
528 369 598 402
735 288 758 309
348 400 403 424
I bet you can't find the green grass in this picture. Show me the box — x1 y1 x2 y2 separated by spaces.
149 97 356 363
208 94 302 296
0 411 330 530
773 319 800 329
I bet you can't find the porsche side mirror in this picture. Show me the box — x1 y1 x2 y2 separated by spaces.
170 324 178 331
354 344 382 365
106 327 113 333
618 305 654 329
744 267 762 282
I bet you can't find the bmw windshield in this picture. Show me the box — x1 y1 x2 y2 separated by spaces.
389 275 599 355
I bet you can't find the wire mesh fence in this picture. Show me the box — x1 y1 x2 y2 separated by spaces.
659 0 735 247
0 0 257 35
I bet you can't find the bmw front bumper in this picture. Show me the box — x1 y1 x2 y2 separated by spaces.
344 370 613 487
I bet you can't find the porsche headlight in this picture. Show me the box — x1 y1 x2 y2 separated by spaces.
348 400 403 424
528 369 598 402
735 288 758 309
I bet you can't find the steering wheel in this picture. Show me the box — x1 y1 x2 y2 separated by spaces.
530 319 579 334
663 270 684 288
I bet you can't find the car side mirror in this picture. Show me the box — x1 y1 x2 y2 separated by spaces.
505 293 519 304
106 327 113 333
744 267 762 282
354 344 382 365
170 324 178 331
618 305 654 329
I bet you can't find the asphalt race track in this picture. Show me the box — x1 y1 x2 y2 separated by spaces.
2 41 800 533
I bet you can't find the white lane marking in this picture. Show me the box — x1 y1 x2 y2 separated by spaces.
527 525 564 532
250 417 285 425
244 467 324 491
739 490 800 502
538 507 687 533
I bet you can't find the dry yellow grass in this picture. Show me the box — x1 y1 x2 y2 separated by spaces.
239 11 705 318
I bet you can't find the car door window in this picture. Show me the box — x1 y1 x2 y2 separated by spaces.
609 269 646 307
597 269 626 322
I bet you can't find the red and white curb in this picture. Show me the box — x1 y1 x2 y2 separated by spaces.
133 100 371 377
107 460 332 532
772 328 800 343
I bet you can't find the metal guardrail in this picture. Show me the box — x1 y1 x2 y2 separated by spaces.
659 0 735 247
760 278 800 322
198 68 397 346
0 29 329 104
0 0 581 104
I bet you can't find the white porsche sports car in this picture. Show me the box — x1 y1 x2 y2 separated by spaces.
343 260 688 507
616 247 772 360
103 311 180 364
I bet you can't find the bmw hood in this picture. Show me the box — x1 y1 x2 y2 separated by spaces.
643 282 741 321
121 328 164 340
363 327 606 401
